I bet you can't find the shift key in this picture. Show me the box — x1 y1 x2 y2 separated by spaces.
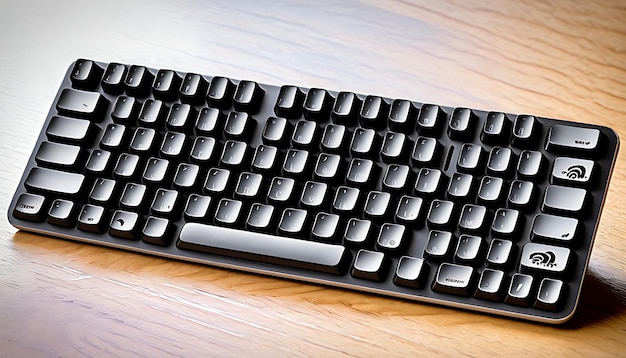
25 167 85 197
56 88 107 119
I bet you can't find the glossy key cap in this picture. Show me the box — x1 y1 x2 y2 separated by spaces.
70 59 102 90
102 63 127 94
207 76 234 108
12 193 46 222
180 73 208 104
393 256 427 288
332 92 360 124
56 89 106 119
233 80 264 113
432 263 474 296
46 116 92 144
274 85 304 118
303 88 331 120
124 65 154 97
152 69 182 101
352 249 388 281
35 141 82 169
25 167 84 197
178 223 349 275
546 125 600 154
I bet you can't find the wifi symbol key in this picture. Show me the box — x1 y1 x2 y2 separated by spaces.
551 157 594 186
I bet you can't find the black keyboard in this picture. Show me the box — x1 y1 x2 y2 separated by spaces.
8 59 619 324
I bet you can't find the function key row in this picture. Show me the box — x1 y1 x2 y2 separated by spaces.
70 59 265 113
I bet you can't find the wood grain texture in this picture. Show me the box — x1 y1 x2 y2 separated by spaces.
1 0 625 356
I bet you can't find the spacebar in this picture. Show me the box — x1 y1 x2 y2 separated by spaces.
177 223 350 275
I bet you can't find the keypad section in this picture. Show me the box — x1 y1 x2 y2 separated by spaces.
8 59 620 324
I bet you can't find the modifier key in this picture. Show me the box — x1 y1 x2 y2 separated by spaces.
25 167 85 197
178 223 349 275
546 125 600 154
56 89 106 119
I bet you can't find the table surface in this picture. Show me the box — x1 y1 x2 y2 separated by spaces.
1 0 625 356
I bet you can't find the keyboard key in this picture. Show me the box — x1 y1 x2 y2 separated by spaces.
112 96 139 124
274 85 304 118
432 263 474 296
184 194 211 221
481 112 509 145
233 80 264 113
382 164 410 191
546 124 600 154
534 278 566 312
251 145 278 173
195 108 222 135
160 132 187 158
508 180 535 208
89 178 116 204
531 214 579 243
113 153 140 179
311 212 340 241
130 127 157 154
207 76 234 108
46 116 92 144
224 112 252 138
268 177 295 204
520 242 570 275
282 149 309 175
124 65 153 97
486 239 513 267
551 157 594 185
411 137 438 165
457 143 483 173
416 104 443 134
25 167 84 197
447 173 473 201
303 88 331 120
77 204 106 233
477 176 504 204
475 269 506 301
262 117 290 145
512 115 539 146
70 59 102 90
542 185 587 214
395 195 423 223
102 63 127 94
47 199 76 227
491 208 520 236
364 191 391 218
178 223 349 275
393 256 427 288
120 183 147 210
300 181 328 208
376 223 406 252
291 120 317 147
427 200 455 228
332 186 360 213
487 147 513 176
190 136 217 163
414 168 444 196
343 218 371 246
173 163 200 190
350 128 377 156
381 132 406 161
215 198 243 226
204 168 231 194
458 204 487 232
448 108 475 139
179 73 208 104
505 273 534 306
424 230 453 259
220 140 247 167
152 69 181 101
346 159 375 186
166 104 196 131
278 208 307 234
321 124 346 152
150 189 179 217
352 249 388 281
35 141 81 169
12 193 46 222
332 92 360 124
56 88 106 119
359 95 388 128
141 216 172 246
388 99 415 132
138 100 166 126
455 234 483 263
314 153 341 181
246 203 274 230
110 210 140 240
235 172 263 198
516 150 543 178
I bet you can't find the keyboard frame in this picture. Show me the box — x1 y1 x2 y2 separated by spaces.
8 60 620 324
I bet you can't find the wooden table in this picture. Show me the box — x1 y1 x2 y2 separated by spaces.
1 0 625 356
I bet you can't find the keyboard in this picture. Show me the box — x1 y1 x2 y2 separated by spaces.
8 59 619 324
